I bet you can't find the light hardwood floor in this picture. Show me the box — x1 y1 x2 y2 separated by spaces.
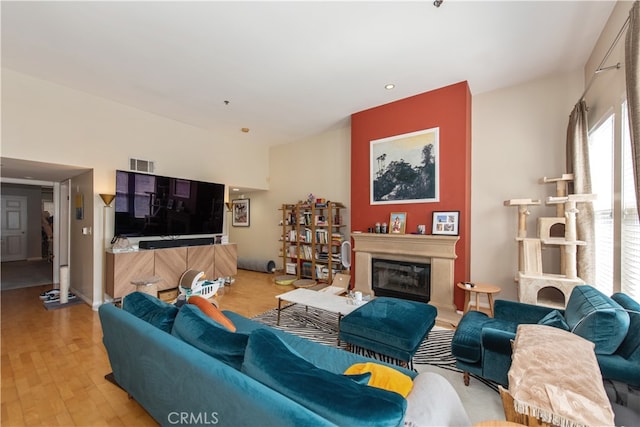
1 269 294 426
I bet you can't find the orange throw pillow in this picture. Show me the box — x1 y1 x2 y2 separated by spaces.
188 295 236 332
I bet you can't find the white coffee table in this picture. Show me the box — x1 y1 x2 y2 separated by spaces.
276 288 368 345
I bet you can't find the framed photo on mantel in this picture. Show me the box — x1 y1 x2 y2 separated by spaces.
389 212 407 234
432 211 459 236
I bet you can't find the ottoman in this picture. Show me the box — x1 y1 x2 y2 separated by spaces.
339 297 437 368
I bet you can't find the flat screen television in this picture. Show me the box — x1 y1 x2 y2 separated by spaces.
114 170 225 237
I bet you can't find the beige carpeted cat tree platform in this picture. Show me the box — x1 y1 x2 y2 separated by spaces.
504 174 595 307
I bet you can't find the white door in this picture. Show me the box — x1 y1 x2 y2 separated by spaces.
1 196 28 261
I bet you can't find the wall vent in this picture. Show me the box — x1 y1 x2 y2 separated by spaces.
129 158 155 173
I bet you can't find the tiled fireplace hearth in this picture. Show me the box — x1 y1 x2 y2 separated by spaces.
352 233 460 325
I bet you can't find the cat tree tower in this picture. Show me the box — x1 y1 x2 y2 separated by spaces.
504 174 596 307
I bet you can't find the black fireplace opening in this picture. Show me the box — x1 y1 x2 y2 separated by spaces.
372 258 431 303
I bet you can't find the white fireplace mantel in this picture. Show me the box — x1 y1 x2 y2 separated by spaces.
352 233 460 325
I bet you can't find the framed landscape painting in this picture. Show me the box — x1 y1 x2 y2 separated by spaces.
370 127 439 205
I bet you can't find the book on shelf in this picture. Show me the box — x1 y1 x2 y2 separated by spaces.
315 215 327 226
303 212 312 225
331 233 344 245
315 229 329 244
300 227 312 243
286 263 297 274
296 245 312 260
315 265 327 279
302 261 313 277
317 252 329 262
288 246 303 259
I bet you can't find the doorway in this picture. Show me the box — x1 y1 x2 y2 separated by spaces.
1 183 57 290
1 195 28 261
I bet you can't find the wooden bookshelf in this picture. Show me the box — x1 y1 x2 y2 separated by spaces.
278 201 346 283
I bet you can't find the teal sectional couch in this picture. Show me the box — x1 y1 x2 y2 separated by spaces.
100 292 434 426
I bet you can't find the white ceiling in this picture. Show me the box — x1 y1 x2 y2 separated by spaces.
1 0 616 181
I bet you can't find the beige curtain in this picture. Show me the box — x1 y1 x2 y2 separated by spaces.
566 100 595 284
626 1 640 215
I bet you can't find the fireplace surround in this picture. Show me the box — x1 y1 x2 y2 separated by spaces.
352 233 459 325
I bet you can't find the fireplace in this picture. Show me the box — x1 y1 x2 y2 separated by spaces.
372 258 430 303
351 233 460 325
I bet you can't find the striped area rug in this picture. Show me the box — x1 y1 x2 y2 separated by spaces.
252 304 498 392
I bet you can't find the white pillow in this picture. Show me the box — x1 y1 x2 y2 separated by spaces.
404 372 471 427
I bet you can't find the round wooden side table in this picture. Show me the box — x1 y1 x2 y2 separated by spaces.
457 282 501 317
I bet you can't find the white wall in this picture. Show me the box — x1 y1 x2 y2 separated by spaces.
2 57 610 305
469 1 633 301
1 69 270 192
229 125 351 269
236 71 586 303
1 69 271 307
69 170 95 305
584 0 632 120
471 71 585 301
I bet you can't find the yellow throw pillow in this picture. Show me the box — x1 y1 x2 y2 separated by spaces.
344 362 413 398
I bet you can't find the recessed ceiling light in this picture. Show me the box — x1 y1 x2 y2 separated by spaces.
232 188 240 192
385 84 395 90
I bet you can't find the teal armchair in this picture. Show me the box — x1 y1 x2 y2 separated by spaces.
597 293 640 387
451 285 638 387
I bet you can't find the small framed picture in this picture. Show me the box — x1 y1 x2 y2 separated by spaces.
75 192 84 220
389 212 407 234
232 199 250 227
432 211 460 235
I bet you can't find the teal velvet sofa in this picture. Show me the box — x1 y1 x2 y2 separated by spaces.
451 285 639 388
99 292 424 426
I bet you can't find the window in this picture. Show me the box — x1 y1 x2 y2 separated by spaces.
590 115 614 295
589 101 639 301
621 102 639 300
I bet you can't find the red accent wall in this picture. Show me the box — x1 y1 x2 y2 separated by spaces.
350 81 471 310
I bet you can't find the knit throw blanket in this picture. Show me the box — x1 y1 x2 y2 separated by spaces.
507 324 615 427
